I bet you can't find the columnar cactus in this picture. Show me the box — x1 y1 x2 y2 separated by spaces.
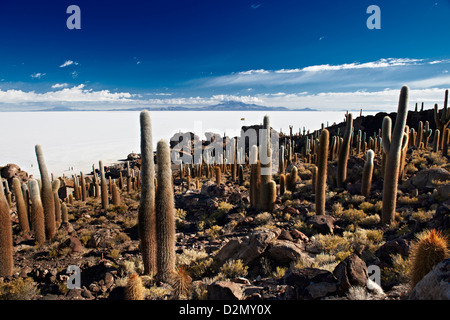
0 178 13 276
99 160 109 210
315 129 329 215
361 149 374 198
443 128 449 157
61 202 68 224
279 173 286 195
155 140 176 282
111 182 121 205
80 172 87 202
52 179 61 225
432 129 440 152
399 126 409 181
29 179 46 246
337 113 353 188
416 121 423 148
423 121 432 149
249 146 261 209
262 180 277 212
215 165 222 185
381 86 409 225
259 115 273 210
12 177 30 233
138 110 157 276
433 90 450 149
35 144 56 240
287 166 298 192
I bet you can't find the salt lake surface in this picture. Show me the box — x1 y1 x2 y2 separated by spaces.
0 110 375 178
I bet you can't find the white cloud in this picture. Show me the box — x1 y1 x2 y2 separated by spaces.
30 72 46 79
0 84 134 104
59 60 79 68
238 69 270 75
51 83 69 89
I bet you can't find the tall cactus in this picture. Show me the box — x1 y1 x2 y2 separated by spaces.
35 144 55 240
443 128 449 157
433 89 450 149
99 160 109 210
249 145 261 209
361 149 374 198
12 177 30 233
381 86 409 225
52 179 61 225
315 129 329 215
337 113 353 188
138 110 157 276
0 178 13 276
259 115 273 210
80 172 87 202
29 179 46 246
155 140 176 282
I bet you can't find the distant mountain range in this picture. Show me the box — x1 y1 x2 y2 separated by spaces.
38 101 318 112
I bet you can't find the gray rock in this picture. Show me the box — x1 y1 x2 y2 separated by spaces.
207 281 243 300
307 215 337 234
409 258 450 300
407 168 450 189
267 240 312 264
333 254 368 293
283 268 338 299
214 228 280 266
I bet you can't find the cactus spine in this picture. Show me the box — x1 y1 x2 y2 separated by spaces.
337 113 353 188
29 179 46 246
0 178 13 277
12 177 30 233
361 149 374 198
138 110 157 276
315 129 329 215
155 140 176 282
381 86 409 225
35 144 56 240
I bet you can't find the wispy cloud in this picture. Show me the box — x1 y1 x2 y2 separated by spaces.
193 57 450 92
30 72 46 79
59 60 79 68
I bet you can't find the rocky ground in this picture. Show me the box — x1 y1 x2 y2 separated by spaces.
1 111 450 301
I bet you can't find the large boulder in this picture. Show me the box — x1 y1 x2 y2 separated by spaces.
267 240 313 265
207 281 243 300
214 229 280 266
1 163 21 179
333 254 368 293
307 215 337 234
409 258 450 300
407 168 450 189
283 268 338 299
375 237 411 267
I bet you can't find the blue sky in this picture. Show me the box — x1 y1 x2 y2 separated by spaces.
0 0 449 111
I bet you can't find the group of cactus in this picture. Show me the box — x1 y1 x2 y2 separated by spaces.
1 87 449 288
